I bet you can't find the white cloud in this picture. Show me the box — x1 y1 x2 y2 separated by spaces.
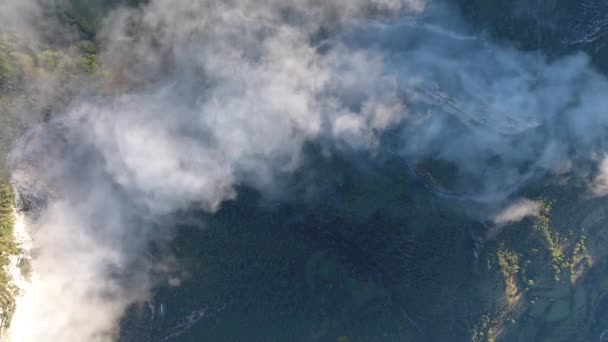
493 199 542 225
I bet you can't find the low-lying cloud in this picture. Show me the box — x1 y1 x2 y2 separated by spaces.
493 198 542 225
5 0 608 341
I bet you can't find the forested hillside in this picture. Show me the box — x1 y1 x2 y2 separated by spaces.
2 1 608 341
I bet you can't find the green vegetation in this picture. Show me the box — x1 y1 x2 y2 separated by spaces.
496 244 520 280
492 242 522 306
0 41 21 91
0 0 142 330
471 313 498 342
0 180 16 269
38 50 63 72
0 179 17 328
567 234 592 284
531 201 564 281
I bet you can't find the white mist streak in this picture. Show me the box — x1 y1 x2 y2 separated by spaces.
493 199 541 225
8 195 152 341
6 211 33 342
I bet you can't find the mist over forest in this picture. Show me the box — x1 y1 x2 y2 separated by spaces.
2 1 608 341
